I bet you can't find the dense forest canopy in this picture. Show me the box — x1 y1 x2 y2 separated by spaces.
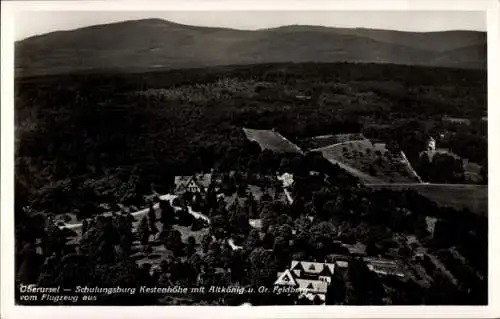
15 62 487 214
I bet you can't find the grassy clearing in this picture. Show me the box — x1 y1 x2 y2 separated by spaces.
242 128 303 154
299 133 366 151
318 139 420 184
367 184 488 216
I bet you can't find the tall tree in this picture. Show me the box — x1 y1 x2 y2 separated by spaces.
137 216 151 247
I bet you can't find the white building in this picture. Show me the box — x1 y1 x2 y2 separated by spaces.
277 172 294 188
274 260 336 305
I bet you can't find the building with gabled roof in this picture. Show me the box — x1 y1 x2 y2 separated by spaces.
290 260 335 281
275 269 298 287
174 173 213 194
274 260 336 305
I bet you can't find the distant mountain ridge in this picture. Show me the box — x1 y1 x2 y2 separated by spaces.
15 18 487 77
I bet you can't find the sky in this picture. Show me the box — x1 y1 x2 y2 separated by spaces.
15 10 486 40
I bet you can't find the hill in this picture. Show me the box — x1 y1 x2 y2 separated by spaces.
15 18 486 77
270 26 485 52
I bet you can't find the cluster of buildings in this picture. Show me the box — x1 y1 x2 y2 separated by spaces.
274 260 338 305
173 170 414 304
274 255 408 305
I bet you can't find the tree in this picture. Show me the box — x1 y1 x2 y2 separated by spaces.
80 217 118 264
237 183 248 197
17 243 42 284
248 247 278 287
44 224 67 258
272 236 290 269
162 229 184 256
277 224 294 241
205 185 219 213
148 213 159 235
425 269 460 304
38 253 94 291
147 203 156 223
113 215 134 258
137 216 151 247
325 273 347 305
187 235 196 247
201 233 213 254
229 210 250 236
185 236 197 257
365 241 380 257
416 152 431 182
279 157 292 173
245 229 262 249
176 207 194 226
346 258 384 305
191 218 205 231
368 164 377 176
210 214 228 239
261 191 273 203
262 232 275 250
245 192 258 219
160 199 175 227
220 245 233 269
82 219 89 235
386 140 400 155
308 221 338 260
229 249 247 284
187 253 203 273
322 199 341 218
260 203 279 232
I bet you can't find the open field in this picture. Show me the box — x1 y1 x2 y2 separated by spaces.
299 133 367 151
242 128 303 154
317 140 421 184
323 156 384 184
366 183 488 217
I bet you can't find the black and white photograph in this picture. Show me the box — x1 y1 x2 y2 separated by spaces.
1 0 498 317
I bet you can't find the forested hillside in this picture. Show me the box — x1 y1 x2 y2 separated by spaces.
15 19 486 77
